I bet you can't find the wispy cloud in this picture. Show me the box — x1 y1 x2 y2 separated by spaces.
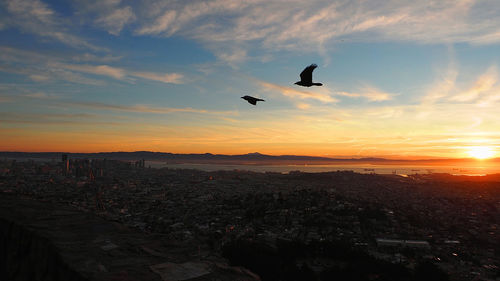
132 0 500 63
296 102 311 110
258 80 338 103
212 48 248 66
0 88 64 102
4 0 106 51
71 53 123 63
74 0 136 35
52 63 184 84
56 63 126 80
420 61 500 110
365 107 404 119
7 1 500 65
29 74 51 82
476 93 500 107
63 101 236 115
0 63 105 85
0 46 51 64
421 68 458 106
450 66 498 102
137 9 177 35
0 48 183 85
336 86 395 102
0 45 113 85
131 72 183 84
95 6 135 35
23 91 54 99
0 46 120 64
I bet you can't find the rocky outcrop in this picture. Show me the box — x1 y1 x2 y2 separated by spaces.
0 217 87 281
0 195 260 281
0 195 164 281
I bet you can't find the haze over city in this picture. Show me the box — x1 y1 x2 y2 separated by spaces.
1 0 500 159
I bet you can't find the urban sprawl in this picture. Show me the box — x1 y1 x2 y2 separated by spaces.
0 157 498 281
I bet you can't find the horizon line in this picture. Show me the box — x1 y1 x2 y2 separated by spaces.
1 150 499 162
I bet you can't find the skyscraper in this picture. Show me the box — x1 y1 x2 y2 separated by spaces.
62 154 69 174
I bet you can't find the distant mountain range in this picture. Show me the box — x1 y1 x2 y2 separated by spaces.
0 151 496 164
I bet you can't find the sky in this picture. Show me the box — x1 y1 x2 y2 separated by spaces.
1 0 500 158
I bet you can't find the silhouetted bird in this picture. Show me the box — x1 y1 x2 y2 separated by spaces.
295 64 323 87
241 95 265 105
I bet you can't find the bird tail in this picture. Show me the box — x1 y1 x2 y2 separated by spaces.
258 99 265 101
312 83 323 86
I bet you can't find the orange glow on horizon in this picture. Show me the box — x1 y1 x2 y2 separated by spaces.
466 146 496 160
2 127 500 160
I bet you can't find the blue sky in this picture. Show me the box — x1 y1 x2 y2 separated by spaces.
1 0 500 158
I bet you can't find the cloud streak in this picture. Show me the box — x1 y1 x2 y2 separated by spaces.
62 101 236 116
53 63 184 84
450 66 498 102
0 48 183 85
132 0 500 63
420 62 500 109
131 72 183 84
4 0 106 51
57 63 127 80
0 47 180 85
7 1 500 64
336 86 395 102
259 80 338 103
74 0 136 35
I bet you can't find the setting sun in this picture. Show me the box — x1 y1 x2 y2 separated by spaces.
467 146 496 159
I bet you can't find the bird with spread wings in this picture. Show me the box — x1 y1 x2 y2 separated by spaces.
241 95 265 105
294 64 323 87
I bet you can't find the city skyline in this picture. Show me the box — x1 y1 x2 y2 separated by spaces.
2 0 500 159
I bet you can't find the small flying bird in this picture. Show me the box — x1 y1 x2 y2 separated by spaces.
294 64 323 87
241 95 265 105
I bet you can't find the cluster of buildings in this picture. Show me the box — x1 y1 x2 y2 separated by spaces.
0 157 498 280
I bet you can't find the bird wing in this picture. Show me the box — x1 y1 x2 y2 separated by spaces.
299 64 317 83
242 95 264 105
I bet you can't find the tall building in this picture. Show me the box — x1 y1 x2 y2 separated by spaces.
62 154 69 174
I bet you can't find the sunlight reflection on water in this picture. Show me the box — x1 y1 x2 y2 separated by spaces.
146 162 499 176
